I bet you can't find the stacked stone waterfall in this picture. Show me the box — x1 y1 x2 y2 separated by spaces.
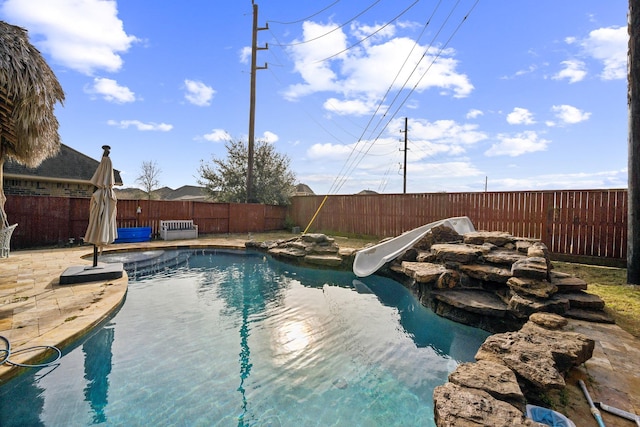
391 226 612 332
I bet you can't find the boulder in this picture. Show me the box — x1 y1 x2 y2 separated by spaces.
528 312 568 330
482 249 527 266
464 231 515 247
433 382 540 427
549 271 588 292
460 264 512 284
304 254 343 267
268 246 306 259
507 276 558 299
475 322 594 389
431 243 484 264
401 262 448 283
511 257 550 281
300 233 334 244
431 290 508 317
448 360 526 410
561 291 605 310
507 293 569 318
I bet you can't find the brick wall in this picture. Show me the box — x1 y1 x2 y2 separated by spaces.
3 179 94 198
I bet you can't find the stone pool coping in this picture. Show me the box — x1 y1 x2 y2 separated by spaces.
1 236 638 425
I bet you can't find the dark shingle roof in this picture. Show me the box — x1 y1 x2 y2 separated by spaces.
4 143 123 185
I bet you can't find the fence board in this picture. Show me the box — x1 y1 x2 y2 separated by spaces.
289 189 628 261
5 195 286 249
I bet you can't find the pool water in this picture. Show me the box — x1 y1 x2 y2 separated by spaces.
0 250 489 426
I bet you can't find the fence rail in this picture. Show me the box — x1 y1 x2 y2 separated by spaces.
5 195 287 249
5 190 629 264
288 189 628 262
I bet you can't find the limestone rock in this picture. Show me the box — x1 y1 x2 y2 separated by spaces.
507 293 569 318
414 224 463 250
304 254 343 267
309 244 339 254
431 243 484 264
549 271 588 292
448 361 526 410
564 308 615 324
528 312 568 330
268 246 306 258
416 250 436 262
436 269 460 289
561 291 605 310
401 262 448 283
527 242 549 259
482 249 527 266
475 322 594 389
301 233 334 244
431 290 508 317
460 264 512 284
338 247 356 257
507 276 558 298
514 238 539 253
511 257 549 281
433 382 537 427
464 231 515 247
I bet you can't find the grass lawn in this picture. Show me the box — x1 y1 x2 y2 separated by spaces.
553 262 640 338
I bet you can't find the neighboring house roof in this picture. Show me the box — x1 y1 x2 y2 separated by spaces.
357 189 378 195
295 183 315 195
114 185 209 201
4 143 123 185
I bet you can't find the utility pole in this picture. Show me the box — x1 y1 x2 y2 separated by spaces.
247 2 268 203
400 117 408 193
628 0 639 284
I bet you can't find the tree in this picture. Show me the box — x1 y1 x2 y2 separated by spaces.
198 138 296 205
136 160 161 199
0 22 65 228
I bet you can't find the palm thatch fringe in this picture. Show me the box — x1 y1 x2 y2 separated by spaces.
0 21 65 228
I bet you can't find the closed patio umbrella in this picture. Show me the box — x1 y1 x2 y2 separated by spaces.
84 145 117 267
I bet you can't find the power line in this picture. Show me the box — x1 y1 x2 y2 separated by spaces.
267 0 341 25
270 0 381 47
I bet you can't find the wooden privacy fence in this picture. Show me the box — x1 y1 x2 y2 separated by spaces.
288 189 628 262
5 195 287 249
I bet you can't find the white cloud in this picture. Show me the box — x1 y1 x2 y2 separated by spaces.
240 46 252 64
203 129 231 142
283 21 473 108
551 104 591 125
581 26 627 80
466 109 483 119
485 131 549 157
493 169 627 190
184 79 215 106
552 59 587 83
85 77 136 103
107 120 172 131
408 119 487 146
262 131 279 143
323 98 376 116
506 107 535 125
1 0 138 75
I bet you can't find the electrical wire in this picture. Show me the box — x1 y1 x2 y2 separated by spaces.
271 0 381 47
267 0 341 25
315 0 420 63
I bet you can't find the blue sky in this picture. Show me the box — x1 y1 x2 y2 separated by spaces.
0 0 629 194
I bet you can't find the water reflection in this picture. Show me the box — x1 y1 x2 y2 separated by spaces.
82 324 115 424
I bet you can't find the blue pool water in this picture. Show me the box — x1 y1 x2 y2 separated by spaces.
0 249 490 426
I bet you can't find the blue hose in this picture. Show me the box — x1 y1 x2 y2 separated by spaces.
0 335 62 368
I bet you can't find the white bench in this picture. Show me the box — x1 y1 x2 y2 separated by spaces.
160 220 198 241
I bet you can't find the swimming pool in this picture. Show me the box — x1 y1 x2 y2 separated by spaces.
0 249 489 426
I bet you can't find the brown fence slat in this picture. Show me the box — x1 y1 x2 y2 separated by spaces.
288 189 627 261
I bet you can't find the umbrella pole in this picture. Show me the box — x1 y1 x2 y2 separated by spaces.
93 245 98 267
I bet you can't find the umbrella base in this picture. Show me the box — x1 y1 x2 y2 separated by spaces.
59 262 124 285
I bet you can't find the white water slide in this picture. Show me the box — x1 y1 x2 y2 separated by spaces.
352 216 476 277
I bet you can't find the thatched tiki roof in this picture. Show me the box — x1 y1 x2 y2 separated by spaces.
0 21 65 227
